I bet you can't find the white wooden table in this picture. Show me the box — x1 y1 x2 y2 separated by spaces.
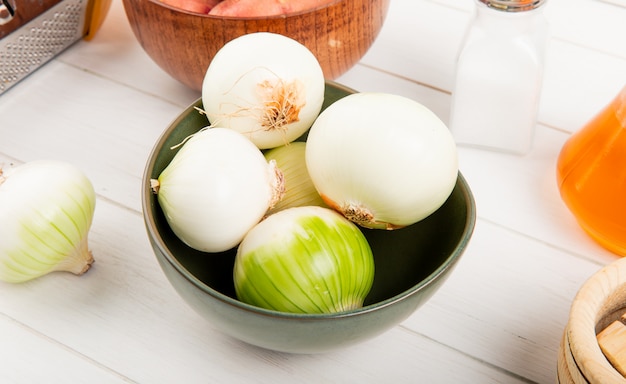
1 0 625 382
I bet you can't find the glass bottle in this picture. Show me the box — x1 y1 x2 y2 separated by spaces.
556 85 626 256
449 0 549 155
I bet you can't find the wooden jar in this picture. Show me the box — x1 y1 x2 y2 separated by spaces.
558 257 626 383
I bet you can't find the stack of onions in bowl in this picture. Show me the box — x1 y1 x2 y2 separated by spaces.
150 32 459 315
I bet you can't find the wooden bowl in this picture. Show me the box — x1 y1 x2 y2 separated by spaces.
558 257 626 383
122 0 390 91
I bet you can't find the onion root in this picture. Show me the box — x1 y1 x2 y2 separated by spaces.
54 236 95 276
150 179 160 194
326 197 405 231
268 159 286 209
257 78 305 132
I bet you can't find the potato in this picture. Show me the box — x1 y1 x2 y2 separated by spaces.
209 0 336 17
160 0 220 14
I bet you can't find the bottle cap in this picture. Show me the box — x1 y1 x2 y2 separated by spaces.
479 0 545 11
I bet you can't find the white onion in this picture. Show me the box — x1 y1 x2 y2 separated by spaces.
152 128 285 253
263 142 327 214
0 160 96 283
201 32 325 150
305 92 458 230
234 206 374 314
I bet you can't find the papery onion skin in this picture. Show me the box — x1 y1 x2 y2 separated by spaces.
201 32 325 150
234 206 374 314
263 142 328 214
154 127 285 253
0 160 96 283
305 92 459 230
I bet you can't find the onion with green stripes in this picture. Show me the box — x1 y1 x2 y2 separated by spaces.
234 206 374 314
0 160 96 283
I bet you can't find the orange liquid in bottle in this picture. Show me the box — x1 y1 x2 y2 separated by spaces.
556 86 626 256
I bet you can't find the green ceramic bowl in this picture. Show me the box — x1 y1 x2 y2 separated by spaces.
141 82 476 353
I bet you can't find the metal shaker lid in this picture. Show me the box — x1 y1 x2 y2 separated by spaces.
479 0 546 11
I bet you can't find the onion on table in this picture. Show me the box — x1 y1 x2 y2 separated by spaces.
0 160 96 283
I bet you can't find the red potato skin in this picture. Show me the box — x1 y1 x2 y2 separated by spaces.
160 0 221 14
209 0 337 17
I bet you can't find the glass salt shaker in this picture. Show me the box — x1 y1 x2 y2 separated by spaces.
449 0 549 155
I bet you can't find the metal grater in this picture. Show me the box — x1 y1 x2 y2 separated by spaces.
0 0 89 95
